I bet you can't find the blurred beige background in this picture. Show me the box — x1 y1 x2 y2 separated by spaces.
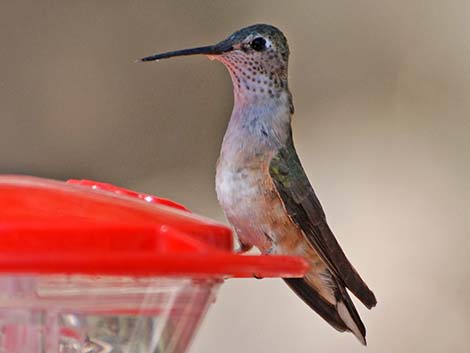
1 1 469 352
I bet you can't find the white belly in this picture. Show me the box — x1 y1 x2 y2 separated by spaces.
215 162 275 252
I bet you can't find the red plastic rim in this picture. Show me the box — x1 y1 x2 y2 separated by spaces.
0 176 308 278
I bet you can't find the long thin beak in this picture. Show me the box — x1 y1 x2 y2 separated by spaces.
140 41 233 62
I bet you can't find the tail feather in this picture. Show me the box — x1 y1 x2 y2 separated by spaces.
284 278 347 332
336 285 367 345
284 277 367 345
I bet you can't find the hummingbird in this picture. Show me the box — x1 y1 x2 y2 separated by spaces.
141 24 377 344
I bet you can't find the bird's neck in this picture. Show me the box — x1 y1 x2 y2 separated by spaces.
220 81 293 162
215 56 294 145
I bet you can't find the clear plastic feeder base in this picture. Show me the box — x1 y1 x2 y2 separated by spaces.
0 275 220 353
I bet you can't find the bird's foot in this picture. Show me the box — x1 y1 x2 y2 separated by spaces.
237 243 253 253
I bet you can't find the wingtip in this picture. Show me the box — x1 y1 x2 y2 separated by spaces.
365 292 378 309
353 283 377 309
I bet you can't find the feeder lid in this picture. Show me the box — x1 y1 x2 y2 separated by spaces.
0 176 307 278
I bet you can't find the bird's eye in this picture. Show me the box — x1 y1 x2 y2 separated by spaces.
250 37 266 51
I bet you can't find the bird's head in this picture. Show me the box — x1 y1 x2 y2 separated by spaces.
141 24 290 99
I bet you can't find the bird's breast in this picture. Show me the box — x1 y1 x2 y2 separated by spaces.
215 150 303 254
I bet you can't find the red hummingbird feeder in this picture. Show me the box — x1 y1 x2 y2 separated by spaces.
0 175 307 353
